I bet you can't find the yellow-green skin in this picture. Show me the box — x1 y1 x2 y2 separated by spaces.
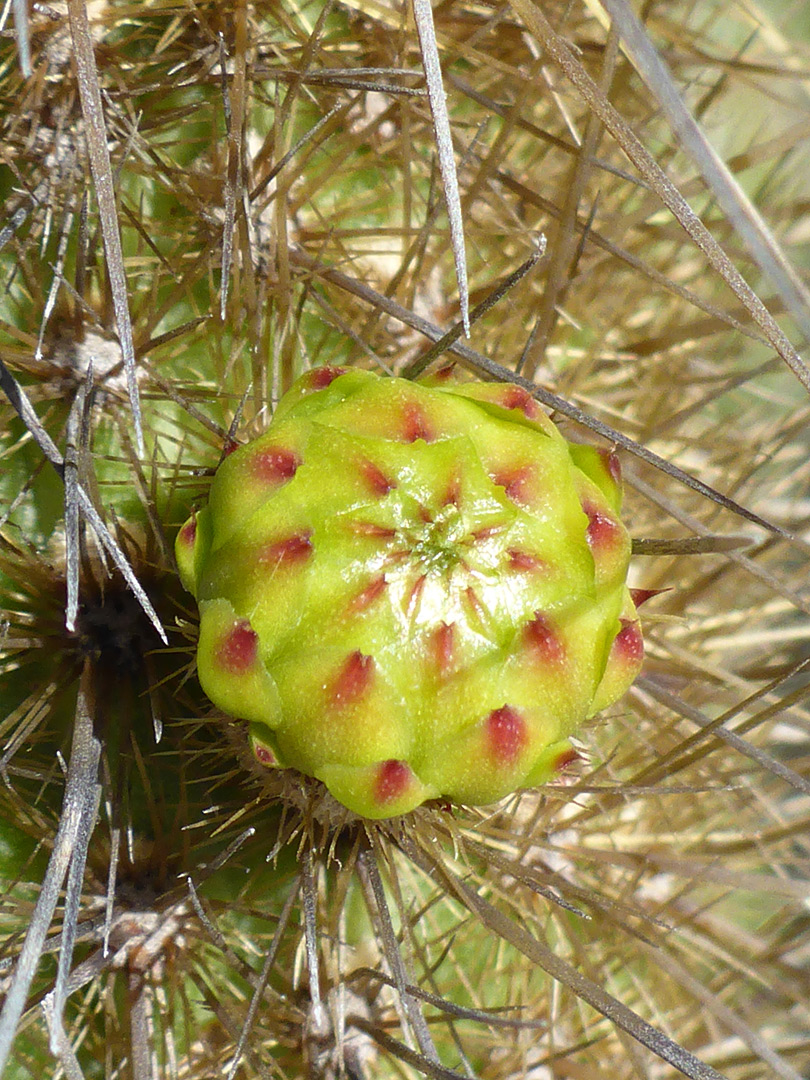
177 368 643 819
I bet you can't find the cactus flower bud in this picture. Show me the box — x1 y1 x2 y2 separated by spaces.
177 368 642 818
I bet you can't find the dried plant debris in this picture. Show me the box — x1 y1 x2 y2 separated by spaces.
1 1 810 1078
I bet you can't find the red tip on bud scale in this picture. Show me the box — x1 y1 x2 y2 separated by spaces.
493 464 534 507
217 620 259 673
308 366 347 389
442 473 462 507
373 760 412 805
330 651 375 708
523 613 565 666
464 585 487 628
258 532 313 568
508 549 546 573
431 364 456 383
254 743 277 766
431 622 455 678
486 706 528 766
406 574 427 618
614 619 644 665
472 524 506 542
630 587 669 608
178 516 196 547
251 447 301 486
583 502 621 549
500 385 542 421
599 448 622 488
402 404 434 443
554 746 581 772
347 575 388 615
347 520 397 540
359 459 396 497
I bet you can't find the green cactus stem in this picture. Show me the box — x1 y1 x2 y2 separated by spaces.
177 369 642 818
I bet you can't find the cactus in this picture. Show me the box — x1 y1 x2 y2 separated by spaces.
177 369 642 817
2 2 809 1077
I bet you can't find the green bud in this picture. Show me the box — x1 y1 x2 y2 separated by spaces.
177 369 642 818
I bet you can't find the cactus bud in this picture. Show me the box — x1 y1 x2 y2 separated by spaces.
178 370 642 818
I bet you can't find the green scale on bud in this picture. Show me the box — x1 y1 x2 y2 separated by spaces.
177 368 643 818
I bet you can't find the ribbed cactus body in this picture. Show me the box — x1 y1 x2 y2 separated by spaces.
177 369 642 818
